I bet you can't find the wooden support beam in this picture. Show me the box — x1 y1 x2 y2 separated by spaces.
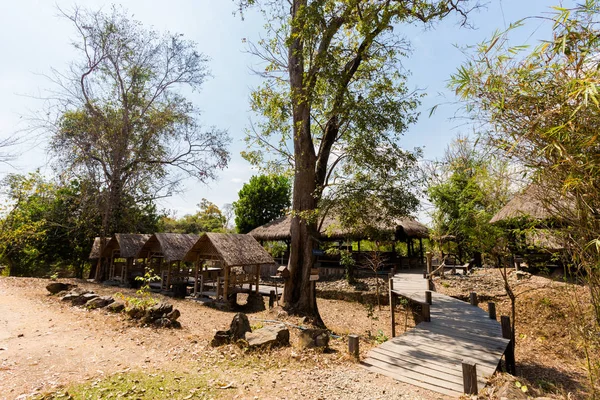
269 290 275 309
469 292 478 306
425 290 432 305
501 315 516 375
348 334 359 359
462 360 478 395
421 302 431 322
488 302 497 320
426 251 433 275
389 274 396 338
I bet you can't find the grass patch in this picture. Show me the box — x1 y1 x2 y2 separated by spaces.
39 370 217 399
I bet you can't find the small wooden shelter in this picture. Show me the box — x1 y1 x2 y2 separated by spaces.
101 234 151 283
184 233 275 301
490 184 571 266
138 233 200 291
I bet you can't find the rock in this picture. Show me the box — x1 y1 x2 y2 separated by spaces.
245 324 290 348
211 330 232 347
154 317 172 328
61 293 81 302
86 296 114 309
229 313 252 341
46 282 74 294
72 293 98 306
516 270 531 280
166 309 180 321
145 302 173 320
210 313 252 346
298 328 330 349
127 306 145 319
106 300 125 313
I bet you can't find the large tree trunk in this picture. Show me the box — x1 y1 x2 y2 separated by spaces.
282 0 323 323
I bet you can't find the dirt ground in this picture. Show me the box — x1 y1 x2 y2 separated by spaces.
1 270 594 400
0 277 438 400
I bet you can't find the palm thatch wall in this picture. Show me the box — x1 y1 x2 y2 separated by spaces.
249 215 429 241
139 233 200 262
184 233 275 266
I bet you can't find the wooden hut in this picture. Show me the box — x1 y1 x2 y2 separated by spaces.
138 233 200 292
490 184 571 266
184 233 276 301
101 234 151 283
249 215 429 273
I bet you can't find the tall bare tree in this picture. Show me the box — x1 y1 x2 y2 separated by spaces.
40 6 230 277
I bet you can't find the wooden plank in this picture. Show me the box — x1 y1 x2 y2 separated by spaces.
365 352 467 387
404 327 508 353
421 323 509 348
362 360 462 397
381 337 502 369
368 343 496 376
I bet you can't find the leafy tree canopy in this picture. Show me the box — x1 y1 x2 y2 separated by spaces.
159 198 226 234
233 174 291 234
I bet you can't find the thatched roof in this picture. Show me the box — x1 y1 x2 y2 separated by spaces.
89 237 111 259
249 215 429 241
101 234 151 258
184 233 275 266
490 185 571 224
139 233 200 262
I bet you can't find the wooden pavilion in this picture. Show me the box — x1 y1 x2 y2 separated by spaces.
100 234 151 284
249 215 429 274
183 233 275 302
138 233 200 292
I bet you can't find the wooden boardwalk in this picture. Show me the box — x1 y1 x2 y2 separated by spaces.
362 271 510 397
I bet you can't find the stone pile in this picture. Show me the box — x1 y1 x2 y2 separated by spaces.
46 283 181 328
211 312 292 349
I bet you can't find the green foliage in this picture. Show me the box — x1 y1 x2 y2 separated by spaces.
427 136 513 260
0 172 159 277
159 198 226 234
374 329 389 344
233 174 291 233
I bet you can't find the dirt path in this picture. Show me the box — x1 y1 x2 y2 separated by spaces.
0 277 442 400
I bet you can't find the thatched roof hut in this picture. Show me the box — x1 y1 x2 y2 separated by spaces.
184 233 275 267
89 237 111 259
490 184 572 224
101 234 151 258
249 215 429 241
139 233 200 262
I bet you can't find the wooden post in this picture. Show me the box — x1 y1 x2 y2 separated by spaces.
469 292 478 306
255 265 260 294
488 302 497 320
425 290 432 305
269 290 275 309
348 334 359 359
462 360 478 395
421 302 431 322
428 278 434 291
426 251 433 276
193 262 199 297
501 315 516 375
389 274 396 338
223 266 229 301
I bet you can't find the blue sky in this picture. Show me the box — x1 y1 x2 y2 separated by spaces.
0 0 573 218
